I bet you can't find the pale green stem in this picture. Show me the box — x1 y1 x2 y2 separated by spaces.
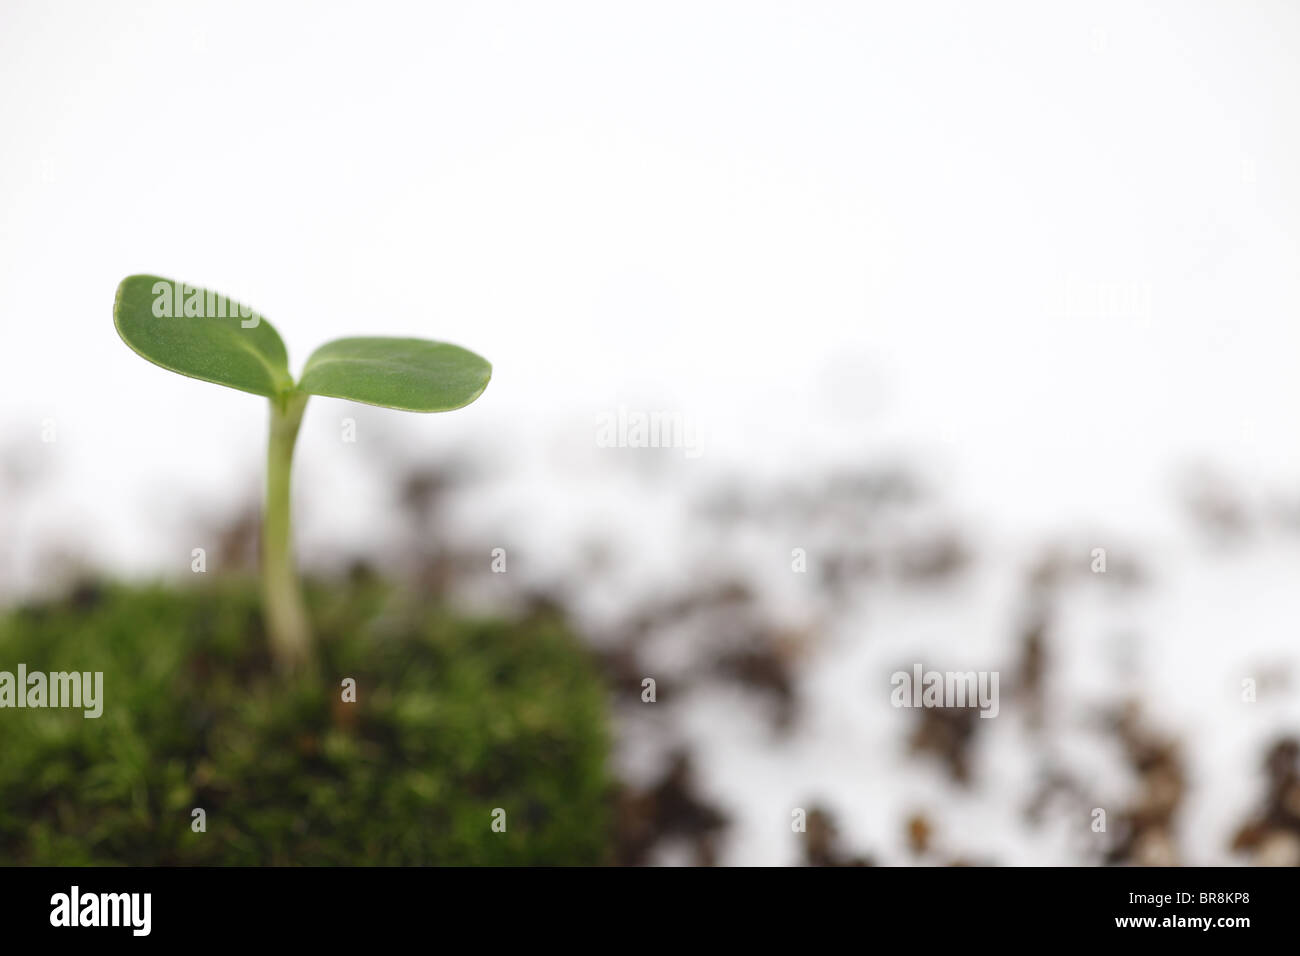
263 389 312 672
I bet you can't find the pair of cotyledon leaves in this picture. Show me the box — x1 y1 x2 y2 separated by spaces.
113 275 491 412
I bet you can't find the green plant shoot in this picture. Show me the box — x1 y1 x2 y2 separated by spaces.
113 275 491 671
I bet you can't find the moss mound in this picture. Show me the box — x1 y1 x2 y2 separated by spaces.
0 580 611 865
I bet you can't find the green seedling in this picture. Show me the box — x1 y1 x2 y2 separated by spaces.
113 275 491 672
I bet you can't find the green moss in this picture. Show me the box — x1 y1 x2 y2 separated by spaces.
0 580 612 865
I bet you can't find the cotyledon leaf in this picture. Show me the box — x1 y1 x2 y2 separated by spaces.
298 337 492 412
113 275 294 399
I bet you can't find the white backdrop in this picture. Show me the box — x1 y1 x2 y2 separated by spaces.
3 0 1298 586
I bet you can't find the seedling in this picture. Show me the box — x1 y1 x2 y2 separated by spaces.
113 275 491 672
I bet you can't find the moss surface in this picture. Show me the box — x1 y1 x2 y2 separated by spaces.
0 580 612 865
